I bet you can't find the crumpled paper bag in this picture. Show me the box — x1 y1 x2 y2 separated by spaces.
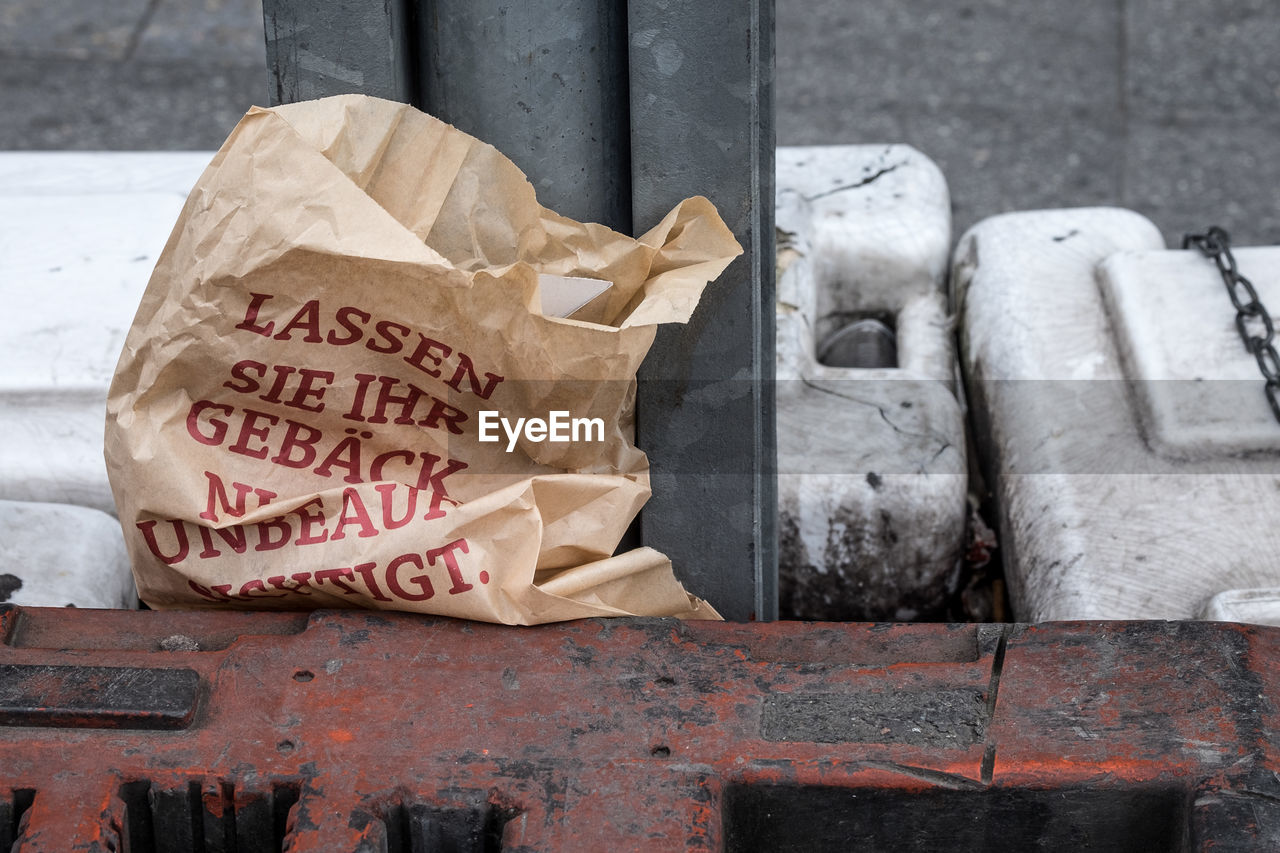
105 94 741 623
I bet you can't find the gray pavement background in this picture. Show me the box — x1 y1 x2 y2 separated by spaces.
1 0 1277 247
779 0 1280 246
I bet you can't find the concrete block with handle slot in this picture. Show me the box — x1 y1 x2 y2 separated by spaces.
776 145 967 620
956 207 1280 622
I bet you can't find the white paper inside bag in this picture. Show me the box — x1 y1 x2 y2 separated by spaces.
537 274 612 319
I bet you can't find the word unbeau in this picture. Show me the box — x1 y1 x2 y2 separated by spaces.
478 410 604 452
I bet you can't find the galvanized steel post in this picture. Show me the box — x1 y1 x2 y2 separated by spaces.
261 0 777 620
417 0 631 231
262 0 415 104
628 1 777 621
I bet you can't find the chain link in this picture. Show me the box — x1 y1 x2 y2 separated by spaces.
1183 226 1280 423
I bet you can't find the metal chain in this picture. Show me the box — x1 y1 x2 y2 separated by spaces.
1182 226 1280 423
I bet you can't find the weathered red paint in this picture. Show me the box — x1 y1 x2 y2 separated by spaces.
0 606 1275 850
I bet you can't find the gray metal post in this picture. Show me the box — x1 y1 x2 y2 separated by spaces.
261 0 777 621
262 0 414 104
418 1 630 231
629 1 777 621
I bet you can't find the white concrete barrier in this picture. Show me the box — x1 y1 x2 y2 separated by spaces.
1201 588 1280 626
776 145 967 620
0 153 212 609
0 499 136 608
0 152 212 513
956 208 1280 621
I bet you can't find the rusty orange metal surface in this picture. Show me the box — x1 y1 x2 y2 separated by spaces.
0 606 1277 851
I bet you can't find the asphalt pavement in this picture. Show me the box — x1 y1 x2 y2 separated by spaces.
1 0 1277 246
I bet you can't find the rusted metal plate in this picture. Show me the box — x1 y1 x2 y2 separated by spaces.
0 605 1277 850
0 664 198 729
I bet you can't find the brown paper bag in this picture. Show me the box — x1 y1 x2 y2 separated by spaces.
104 94 741 624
